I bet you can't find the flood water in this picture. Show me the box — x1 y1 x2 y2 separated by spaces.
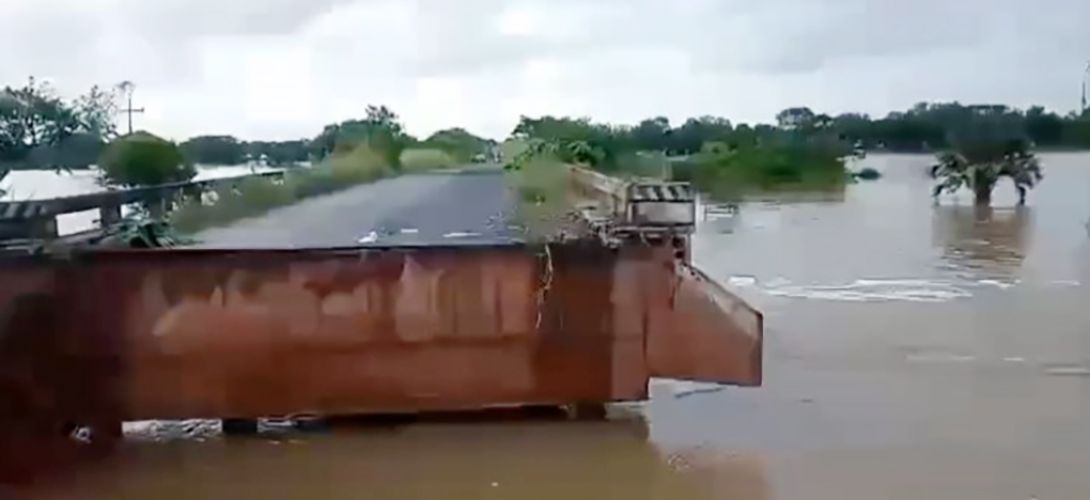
12 153 1090 499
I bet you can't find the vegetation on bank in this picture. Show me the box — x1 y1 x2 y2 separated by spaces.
504 107 1057 205
673 140 850 200
3 74 1068 213
502 114 855 200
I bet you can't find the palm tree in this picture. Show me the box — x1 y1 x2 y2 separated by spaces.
931 137 1043 206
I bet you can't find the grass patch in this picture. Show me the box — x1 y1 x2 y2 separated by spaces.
504 158 577 241
170 144 392 234
399 148 456 172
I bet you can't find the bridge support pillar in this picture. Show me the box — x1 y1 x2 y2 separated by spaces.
27 217 57 240
99 204 122 228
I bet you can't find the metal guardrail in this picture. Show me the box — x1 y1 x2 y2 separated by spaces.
0 171 283 221
0 170 284 240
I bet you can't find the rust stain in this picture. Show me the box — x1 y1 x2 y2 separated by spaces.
647 262 763 386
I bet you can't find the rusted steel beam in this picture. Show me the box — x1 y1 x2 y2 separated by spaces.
0 241 761 479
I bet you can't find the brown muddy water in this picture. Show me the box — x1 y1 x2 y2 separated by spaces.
12 153 1090 499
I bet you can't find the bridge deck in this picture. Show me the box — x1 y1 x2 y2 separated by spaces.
192 168 519 249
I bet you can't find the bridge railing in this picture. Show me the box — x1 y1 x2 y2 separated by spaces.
569 166 696 236
0 171 284 241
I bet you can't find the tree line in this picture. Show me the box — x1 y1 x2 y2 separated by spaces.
0 79 497 172
507 102 1090 161
5 75 1087 171
1 75 1081 207
0 78 119 170
506 104 1066 205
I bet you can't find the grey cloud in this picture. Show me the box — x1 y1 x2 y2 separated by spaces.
0 3 107 85
410 0 713 76
3 0 1088 140
120 0 359 38
409 0 1089 77
695 0 1090 74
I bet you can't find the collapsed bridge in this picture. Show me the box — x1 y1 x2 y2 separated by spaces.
0 166 761 480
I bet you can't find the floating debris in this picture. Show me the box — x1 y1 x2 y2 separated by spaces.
358 231 379 244
727 275 757 287
443 231 482 239
123 419 221 441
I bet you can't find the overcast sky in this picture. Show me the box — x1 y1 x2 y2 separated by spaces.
4 0 1088 141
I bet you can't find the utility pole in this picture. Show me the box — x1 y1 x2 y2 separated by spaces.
1082 62 1090 115
118 81 145 135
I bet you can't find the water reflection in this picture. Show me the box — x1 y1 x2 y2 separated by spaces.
931 205 1031 281
21 419 770 500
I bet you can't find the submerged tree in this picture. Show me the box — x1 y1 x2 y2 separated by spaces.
931 137 1043 206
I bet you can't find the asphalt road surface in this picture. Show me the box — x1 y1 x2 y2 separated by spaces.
192 167 519 249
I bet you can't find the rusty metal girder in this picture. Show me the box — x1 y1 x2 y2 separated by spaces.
0 242 760 445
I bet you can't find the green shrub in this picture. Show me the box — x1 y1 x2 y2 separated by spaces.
287 144 391 197
399 148 455 172
99 132 195 187
327 144 391 184
421 128 490 162
237 176 295 210
500 139 530 165
680 140 848 200
286 165 338 198
169 200 214 234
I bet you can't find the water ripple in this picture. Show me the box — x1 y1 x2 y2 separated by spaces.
758 278 973 303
